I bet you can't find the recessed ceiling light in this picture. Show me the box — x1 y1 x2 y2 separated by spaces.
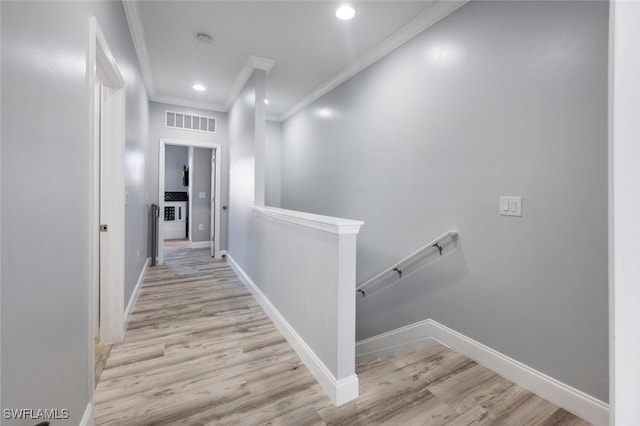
264 99 270 104
192 84 206 91
336 5 355 20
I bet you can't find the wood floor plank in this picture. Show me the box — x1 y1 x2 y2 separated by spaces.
94 240 592 426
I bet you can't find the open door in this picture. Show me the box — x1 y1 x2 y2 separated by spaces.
158 140 221 263
89 16 126 393
91 17 125 348
98 81 125 345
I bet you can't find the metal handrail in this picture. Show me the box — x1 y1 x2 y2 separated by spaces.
356 231 457 298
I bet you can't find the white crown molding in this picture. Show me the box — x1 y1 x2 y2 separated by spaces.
277 0 469 122
249 54 276 73
122 0 156 95
150 93 226 113
224 55 276 111
123 0 465 120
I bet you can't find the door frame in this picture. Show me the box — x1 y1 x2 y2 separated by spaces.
158 139 222 264
609 1 640 423
87 16 126 392
214 150 220 257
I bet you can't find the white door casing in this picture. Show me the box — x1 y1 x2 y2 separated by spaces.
88 17 126 401
158 139 222 264
214 153 218 257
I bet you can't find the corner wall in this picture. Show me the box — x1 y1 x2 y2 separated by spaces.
265 121 282 208
280 1 609 402
227 70 263 270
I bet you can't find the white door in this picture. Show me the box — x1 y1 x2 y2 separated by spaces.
96 83 125 344
210 151 216 257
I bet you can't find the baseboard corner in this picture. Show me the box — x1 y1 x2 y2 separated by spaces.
356 318 609 426
226 253 358 407
190 241 211 249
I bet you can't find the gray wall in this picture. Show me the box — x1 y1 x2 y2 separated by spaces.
1 1 149 424
148 101 229 251
165 145 188 192
265 121 282 207
228 72 258 269
280 1 608 402
191 147 213 243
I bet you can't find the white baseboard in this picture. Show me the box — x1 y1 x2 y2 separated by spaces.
80 402 94 426
190 241 211 249
356 328 440 364
124 257 149 331
356 318 609 426
226 254 358 406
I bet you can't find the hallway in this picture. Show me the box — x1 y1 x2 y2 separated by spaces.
94 243 327 424
94 244 590 425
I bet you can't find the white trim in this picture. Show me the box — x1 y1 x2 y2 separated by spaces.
224 55 276 111
122 0 463 122
123 257 149 332
253 206 364 235
122 0 154 95
79 402 94 426
190 241 211 249
151 93 225 113
226 254 359 406
159 139 222 264
609 2 640 423
277 0 468 122
88 15 126 356
356 329 440 364
356 319 609 426
187 147 194 249
0 0 3 411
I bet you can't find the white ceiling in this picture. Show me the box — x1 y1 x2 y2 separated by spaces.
125 1 464 121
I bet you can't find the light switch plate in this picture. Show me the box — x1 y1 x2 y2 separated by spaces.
499 196 522 217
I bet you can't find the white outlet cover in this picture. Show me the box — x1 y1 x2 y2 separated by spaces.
199 192 206 199
199 224 204 230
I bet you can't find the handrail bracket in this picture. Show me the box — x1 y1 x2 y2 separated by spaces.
355 230 457 299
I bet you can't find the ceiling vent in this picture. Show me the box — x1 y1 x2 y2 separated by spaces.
166 111 216 133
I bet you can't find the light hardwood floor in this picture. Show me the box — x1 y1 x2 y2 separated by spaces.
94 242 591 425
